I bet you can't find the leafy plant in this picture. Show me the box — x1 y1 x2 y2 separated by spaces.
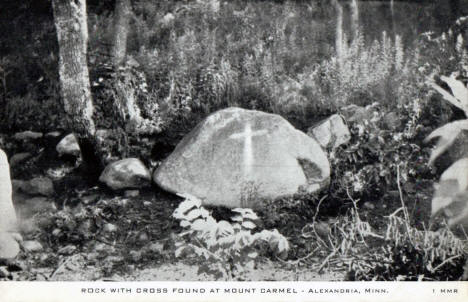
172 193 289 280
425 71 468 232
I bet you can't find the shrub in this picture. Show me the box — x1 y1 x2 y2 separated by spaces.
173 194 289 280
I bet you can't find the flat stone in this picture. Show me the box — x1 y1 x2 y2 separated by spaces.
124 190 140 198
22 177 54 197
58 245 77 255
22 240 43 253
45 131 61 138
13 131 43 141
9 153 32 168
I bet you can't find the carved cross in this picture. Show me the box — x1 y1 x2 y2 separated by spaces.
229 123 267 177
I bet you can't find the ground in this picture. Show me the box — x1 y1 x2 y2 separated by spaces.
1 136 466 282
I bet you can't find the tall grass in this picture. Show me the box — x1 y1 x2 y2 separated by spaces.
86 0 428 134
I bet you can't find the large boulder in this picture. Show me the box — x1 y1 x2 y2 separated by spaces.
154 107 330 208
0 149 17 232
307 114 350 152
0 232 20 259
99 158 151 190
0 149 19 259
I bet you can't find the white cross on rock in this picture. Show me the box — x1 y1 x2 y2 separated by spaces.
229 123 268 178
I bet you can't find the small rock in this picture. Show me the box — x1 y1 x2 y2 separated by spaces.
94 243 110 253
9 153 32 168
56 133 81 157
14 131 43 141
0 232 20 259
124 190 140 198
52 228 62 237
24 177 54 197
363 202 375 210
307 114 350 151
102 223 118 234
22 240 43 253
143 201 152 207
81 194 99 205
146 242 164 254
0 266 10 278
45 131 61 138
58 245 77 255
99 158 151 190
86 252 99 261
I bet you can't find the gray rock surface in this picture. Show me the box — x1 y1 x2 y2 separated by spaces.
56 133 81 157
154 107 330 208
13 131 43 141
0 149 18 232
9 152 32 168
99 158 151 190
307 114 350 151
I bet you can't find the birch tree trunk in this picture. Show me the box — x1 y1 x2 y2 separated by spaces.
350 0 359 41
112 0 132 68
390 0 396 38
332 0 344 68
52 0 103 175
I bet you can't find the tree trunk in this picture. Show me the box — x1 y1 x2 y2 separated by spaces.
332 0 344 68
112 0 132 68
390 0 396 38
350 0 359 41
52 0 103 176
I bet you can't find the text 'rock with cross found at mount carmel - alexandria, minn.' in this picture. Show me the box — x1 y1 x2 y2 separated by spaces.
153 107 330 208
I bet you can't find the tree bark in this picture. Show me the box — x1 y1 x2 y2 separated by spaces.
112 0 132 68
52 0 103 176
332 0 344 68
350 0 359 41
390 0 396 38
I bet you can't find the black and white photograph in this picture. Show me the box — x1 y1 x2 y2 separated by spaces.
0 0 468 297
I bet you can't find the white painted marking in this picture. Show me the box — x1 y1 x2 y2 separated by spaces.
229 123 267 178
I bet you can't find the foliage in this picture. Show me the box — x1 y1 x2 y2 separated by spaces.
172 193 289 280
345 209 467 281
425 69 468 233
90 58 166 162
